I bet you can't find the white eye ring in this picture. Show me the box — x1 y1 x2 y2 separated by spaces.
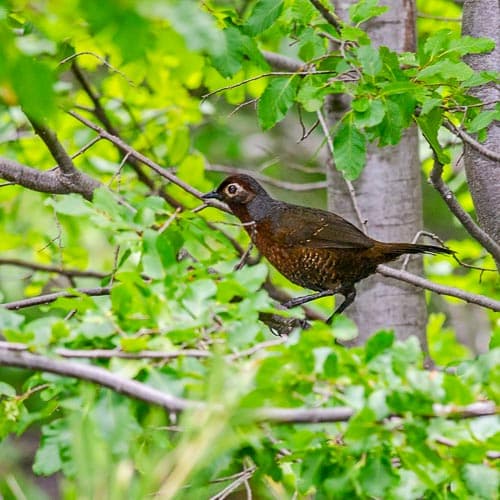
226 183 239 195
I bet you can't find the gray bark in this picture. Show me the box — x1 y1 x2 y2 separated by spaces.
328 0 428 345
461 0 500 264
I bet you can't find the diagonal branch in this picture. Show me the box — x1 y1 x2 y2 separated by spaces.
429 157 500 261
443 119 500 163
377 264 500 311
308 0 343 33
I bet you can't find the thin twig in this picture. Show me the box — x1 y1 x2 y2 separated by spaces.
1 286 111 310
429 157 500 262
0 258 108 279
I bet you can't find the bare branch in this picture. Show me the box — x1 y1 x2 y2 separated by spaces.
27 116 76 175
443 119 500 163
0 258 108 279
0 348 496 423
429 157 500 261
261 50 305 72
377 264 500 312
1 286 111 310
206 164 327 191
0 156 100 200
0 348 197 412
55 348 212 360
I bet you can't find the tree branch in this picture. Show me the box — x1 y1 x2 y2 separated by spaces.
261 50 305 72
308 0 343 33
0 258 108 279
1 286 111 310
0 348 496 423
443 119 500 163
0 156 100 200
67 110 228 211
0 348 197 412
429 157 500 261
377 264 500 311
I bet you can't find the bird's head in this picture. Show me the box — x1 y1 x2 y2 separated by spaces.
202 174 270 207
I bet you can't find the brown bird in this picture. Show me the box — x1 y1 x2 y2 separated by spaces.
202 174 453 323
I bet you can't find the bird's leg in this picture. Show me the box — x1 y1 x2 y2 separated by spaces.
282 289 336 309
326 287 356 324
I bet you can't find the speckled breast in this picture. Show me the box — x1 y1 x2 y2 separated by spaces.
253 231 340 292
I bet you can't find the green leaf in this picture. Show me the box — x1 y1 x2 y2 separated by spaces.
257 77 299 130
467 110 500 133
357 45 382 77
349 0 388 25
416 108 450 165
417 61 474 82
449 36 496 56
10 56 56 120
212 26 268 78
46 194 93 217
359 454 397 497
353 99 385 128
0 382 16 397
462 464 499 499
243 0 284 36
365 330 394 362
333 117 367 180
378 98 404 146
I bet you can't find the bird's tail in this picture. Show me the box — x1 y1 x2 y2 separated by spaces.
378 242 454 261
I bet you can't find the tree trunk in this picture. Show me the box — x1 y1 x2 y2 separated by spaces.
327 0 428 346
461 0 500 266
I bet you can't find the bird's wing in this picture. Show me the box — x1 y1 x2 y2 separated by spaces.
272 204 374 250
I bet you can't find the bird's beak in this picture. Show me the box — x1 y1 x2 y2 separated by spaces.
201 190 222 201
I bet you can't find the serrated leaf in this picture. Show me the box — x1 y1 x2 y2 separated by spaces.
353 99 385 128
467 109 500 133
365 330 394 362
212 26 268 78
333 118 367 180
257 77 299 130
349 0 388 25
243 0 284 36
357 45 382 77
449 36 496 56
417 60 474 81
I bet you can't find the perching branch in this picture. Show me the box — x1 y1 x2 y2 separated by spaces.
377 264 500 312
0 348 496 423
429 157 500 262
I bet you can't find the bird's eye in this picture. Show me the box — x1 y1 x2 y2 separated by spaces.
226 183 239 195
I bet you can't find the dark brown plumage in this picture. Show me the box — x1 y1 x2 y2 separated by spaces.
203 174 454 322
